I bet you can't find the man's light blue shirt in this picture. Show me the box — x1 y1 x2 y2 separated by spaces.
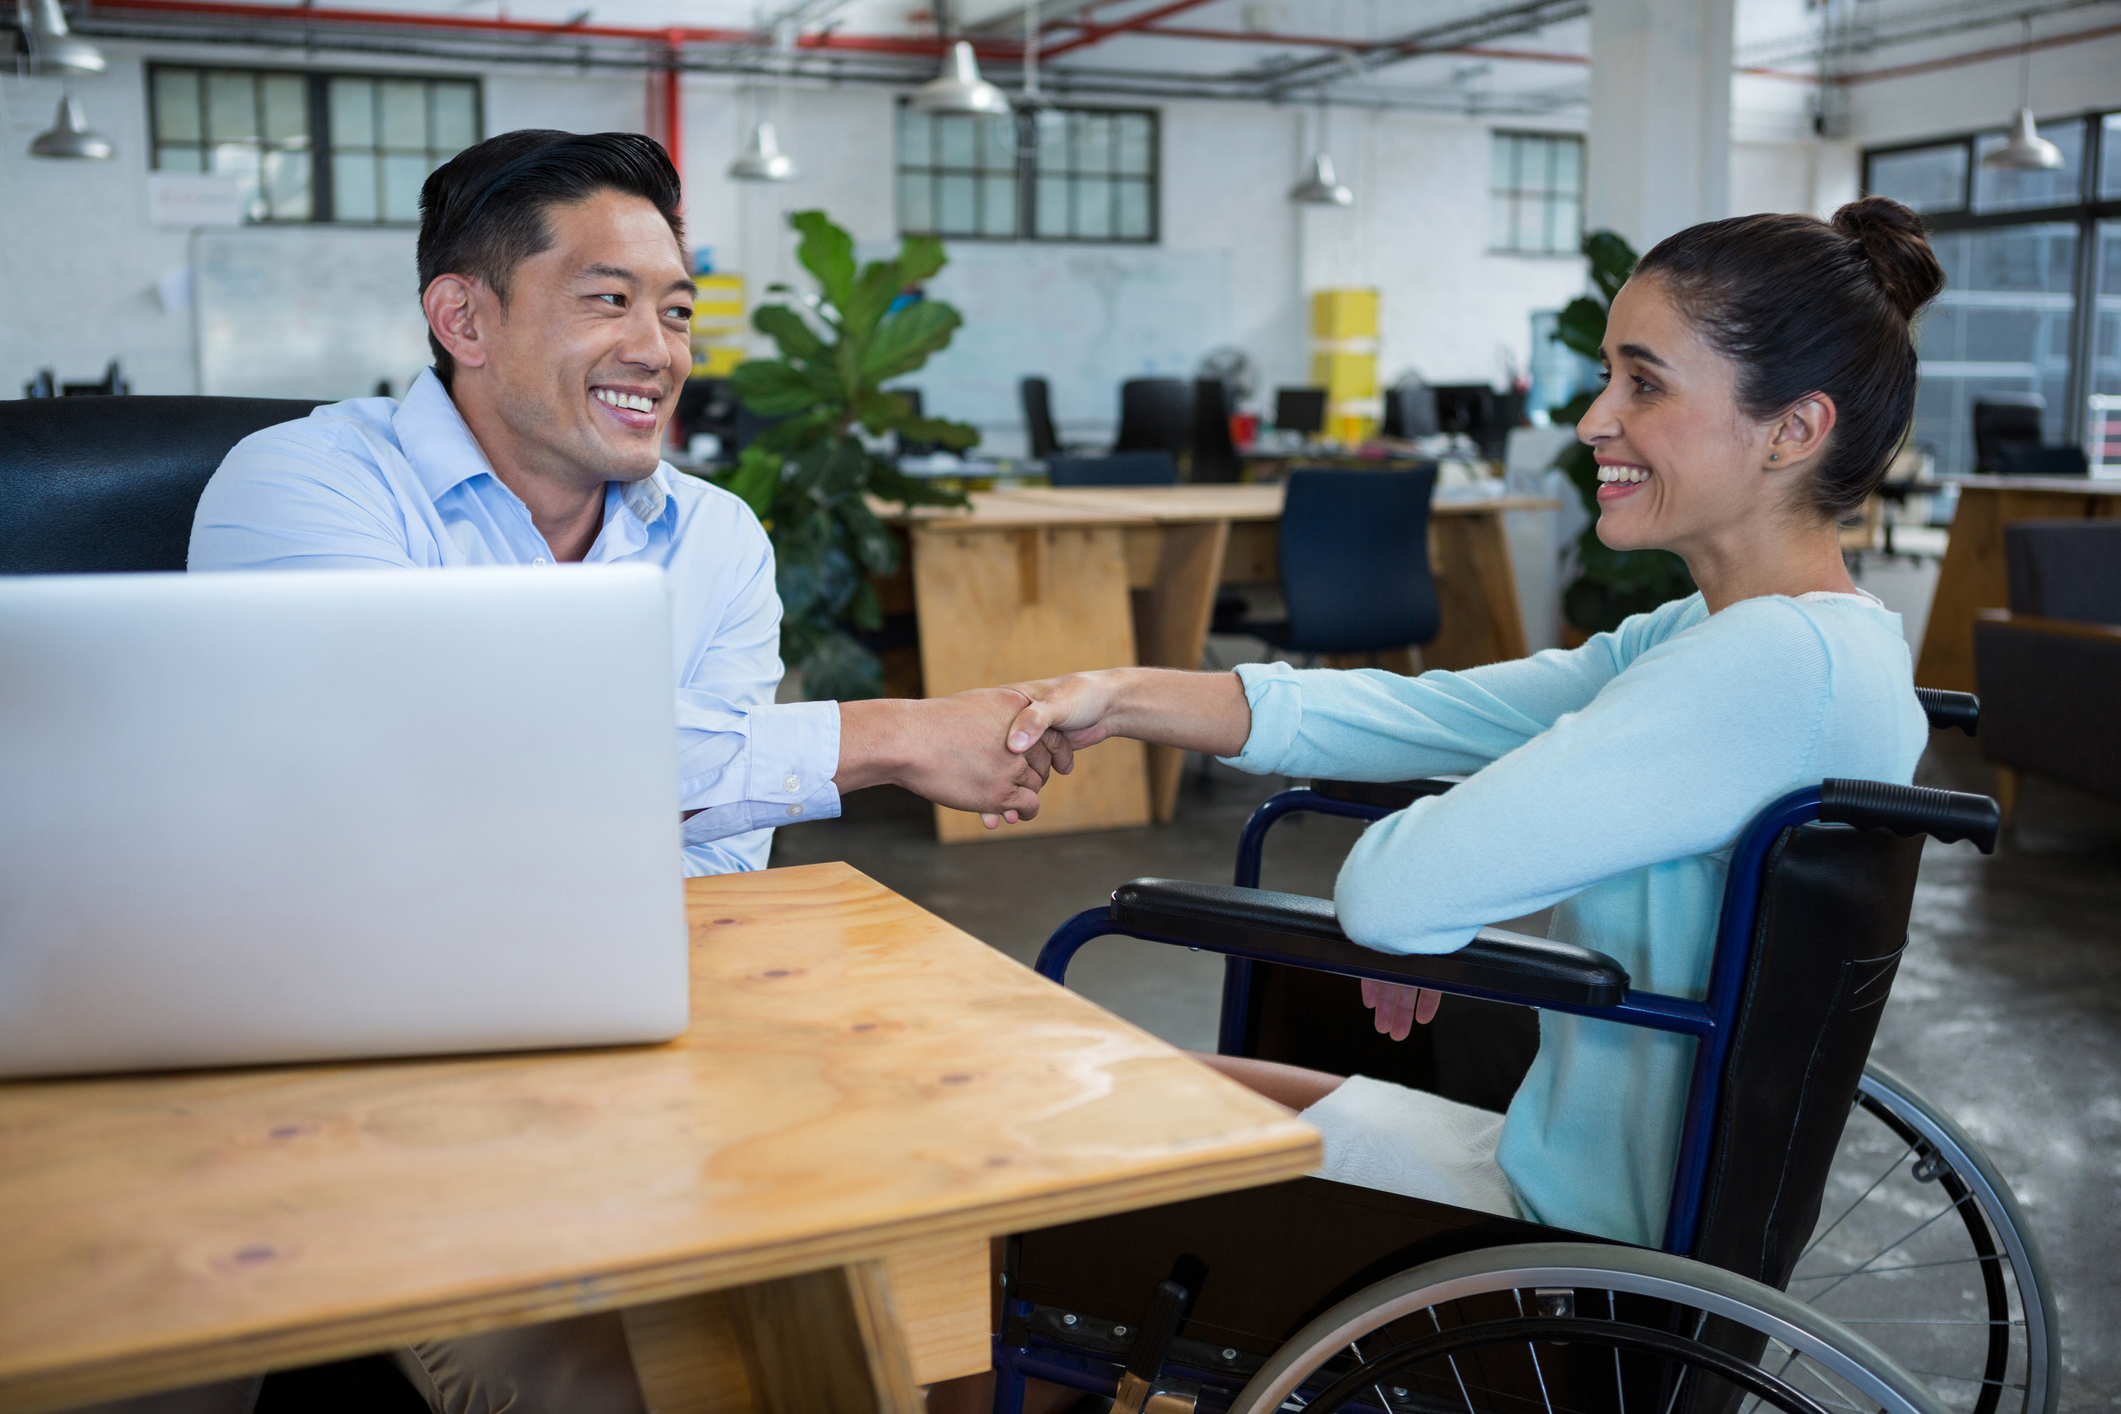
188 367 841 876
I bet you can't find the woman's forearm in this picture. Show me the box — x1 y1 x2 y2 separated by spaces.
1100 667 1253 757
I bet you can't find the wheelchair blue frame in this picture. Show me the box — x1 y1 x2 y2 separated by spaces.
1033 783 1828 1260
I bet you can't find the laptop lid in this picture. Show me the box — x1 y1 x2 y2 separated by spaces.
0 566 690 1078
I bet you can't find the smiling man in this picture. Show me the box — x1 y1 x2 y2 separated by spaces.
190 129 1059 881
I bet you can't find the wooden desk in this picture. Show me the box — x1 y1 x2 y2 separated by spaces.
884 486 1559 832
0 864 1316 1414
1915 476 2121 693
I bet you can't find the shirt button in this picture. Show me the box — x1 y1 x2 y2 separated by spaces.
783 774 801 792
786 804 804 817
532 557 548 566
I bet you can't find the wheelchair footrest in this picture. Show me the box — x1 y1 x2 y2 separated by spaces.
1111 878 1631 1007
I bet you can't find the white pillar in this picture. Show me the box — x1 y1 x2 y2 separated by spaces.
1586 0 1735 251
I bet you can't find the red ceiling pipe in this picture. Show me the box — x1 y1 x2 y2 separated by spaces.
1042 0 1224 58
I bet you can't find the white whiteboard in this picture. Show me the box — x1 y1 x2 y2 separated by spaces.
887 242 1230 451
193 227 432 400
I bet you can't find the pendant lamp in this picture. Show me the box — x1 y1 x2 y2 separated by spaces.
29 95 113 160
728 120 799 182
912 40 1011 116
16 0 106 76
1983 20 2061 171
1290 152 1353 206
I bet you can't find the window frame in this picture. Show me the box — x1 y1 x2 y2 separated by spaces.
1487 128 1586 258
894 101 1161 246
146 62 483 226
1862 109 2121 463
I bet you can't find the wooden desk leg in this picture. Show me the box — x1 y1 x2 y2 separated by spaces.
911 525 1150 842
1915 489 2002 694
1424 512 1530 672
623 1263 921 1414
1129 519 1231 824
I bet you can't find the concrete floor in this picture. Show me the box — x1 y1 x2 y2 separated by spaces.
772 733 2121 1410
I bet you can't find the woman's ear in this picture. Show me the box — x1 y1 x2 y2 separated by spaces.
1766 393 1838 470
422 274 489 374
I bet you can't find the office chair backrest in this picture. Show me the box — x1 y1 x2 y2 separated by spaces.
1114 378 1193 460
1021 376 1062 460
0 395 321 574
1278 467 1441 653
1688 822 1925 1290
1190 377 1241 484
2006 520 2121 624
1972 395 2044 474
1993 443 2089 477
1045 452 1178 487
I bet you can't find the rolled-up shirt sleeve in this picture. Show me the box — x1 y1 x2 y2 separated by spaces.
670 507 842 871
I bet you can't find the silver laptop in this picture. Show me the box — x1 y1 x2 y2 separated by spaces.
0 566 690 1078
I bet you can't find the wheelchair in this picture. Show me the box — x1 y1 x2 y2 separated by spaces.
993 688 2056 1414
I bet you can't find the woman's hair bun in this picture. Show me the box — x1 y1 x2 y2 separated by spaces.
1831 195 1944 321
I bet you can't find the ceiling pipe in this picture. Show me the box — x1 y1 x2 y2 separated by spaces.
1041 0 1222 59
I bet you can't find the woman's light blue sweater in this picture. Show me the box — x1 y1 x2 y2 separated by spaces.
1221 591 1927 1246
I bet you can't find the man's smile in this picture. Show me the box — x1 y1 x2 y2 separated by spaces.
590 383 663 432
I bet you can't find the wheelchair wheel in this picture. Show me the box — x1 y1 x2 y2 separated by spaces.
1228 1242 1947 1414
1790 1064 2059 1414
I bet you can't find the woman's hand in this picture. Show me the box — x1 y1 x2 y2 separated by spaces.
1362 978 1442 1040
1002 668 1252 762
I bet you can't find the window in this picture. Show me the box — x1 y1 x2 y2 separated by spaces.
149 65 480 224
1863 112 2121 476
896 105 1157 244
1489 131 1583 256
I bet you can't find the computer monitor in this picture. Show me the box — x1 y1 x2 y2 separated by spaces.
1382 383 1440 439
1274 387 1328 436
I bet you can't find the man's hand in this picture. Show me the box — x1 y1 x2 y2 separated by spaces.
1361 978 1442 1040
836 690 1068 829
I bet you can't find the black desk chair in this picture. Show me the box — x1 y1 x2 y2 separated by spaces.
0 395 320 574
1218 466 1441 658
1046 452 1178 487
1022 376 1064 460
1190 376 1241 484
1114 378 1193 462
1972 395 2045 475
1993 443 2090 478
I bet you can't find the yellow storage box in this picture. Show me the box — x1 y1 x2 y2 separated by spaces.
1310 288 1379 342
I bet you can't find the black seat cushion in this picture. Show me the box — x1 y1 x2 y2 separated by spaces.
0 396 322 574
2004 520 2121 624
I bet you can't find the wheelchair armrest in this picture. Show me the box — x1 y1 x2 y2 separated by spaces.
1307 777 1464 812
1110 878 1630 1008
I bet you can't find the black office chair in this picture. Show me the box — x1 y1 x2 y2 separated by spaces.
1272 387 1327 437
1022 376 1063 460
1972 394 2045 474
1993 443 2090 477
1219 467 1441 655
0 395 321 574
1190 377 1242 484
1046 452 1178 487
1114 378 1194 462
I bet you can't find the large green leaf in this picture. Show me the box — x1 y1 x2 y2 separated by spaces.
1555 296 1608 364
1584 230 1638 306
895 235 946 288
709 445 782 520
839 259 907 345
859 299 963 384
752 304 833 367
729 358 828 416
789 210 855 313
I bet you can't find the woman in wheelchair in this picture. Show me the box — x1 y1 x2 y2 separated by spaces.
1000 197 1945 1251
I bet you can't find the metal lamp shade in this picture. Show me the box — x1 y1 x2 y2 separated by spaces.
1290 152 1353 206
911 40 1011 116
17 0 105 75
1983 108 2063 171
728 120 799 182
29 96 113 160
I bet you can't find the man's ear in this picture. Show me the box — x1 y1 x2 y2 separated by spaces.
422 274 489 374
1767 392 1838 469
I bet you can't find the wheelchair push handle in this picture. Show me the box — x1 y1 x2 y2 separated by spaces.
1916 687 1979 736
1819 778 2000 854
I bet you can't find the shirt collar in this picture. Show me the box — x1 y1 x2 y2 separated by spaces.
393 367 677 531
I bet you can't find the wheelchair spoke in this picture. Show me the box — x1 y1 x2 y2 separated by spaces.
1799 1139 1918 1264
1427 1304 1478 1414
1789 1253 1999 1281
1657 1308 1710 1414
1607 1289 1625 1414
1510 1289 1558 1414
1804 1192 1978 1305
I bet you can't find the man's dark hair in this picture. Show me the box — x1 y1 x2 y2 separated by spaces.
416 129 685 386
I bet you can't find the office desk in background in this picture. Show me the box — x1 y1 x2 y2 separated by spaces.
0 864 1317 1414
876 486 1561 842
1915 475 2121 693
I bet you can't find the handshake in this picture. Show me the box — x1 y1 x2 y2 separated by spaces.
833 668 1254 829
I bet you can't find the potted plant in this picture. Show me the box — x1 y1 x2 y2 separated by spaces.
716 210 976 700
1550 230 1696 637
